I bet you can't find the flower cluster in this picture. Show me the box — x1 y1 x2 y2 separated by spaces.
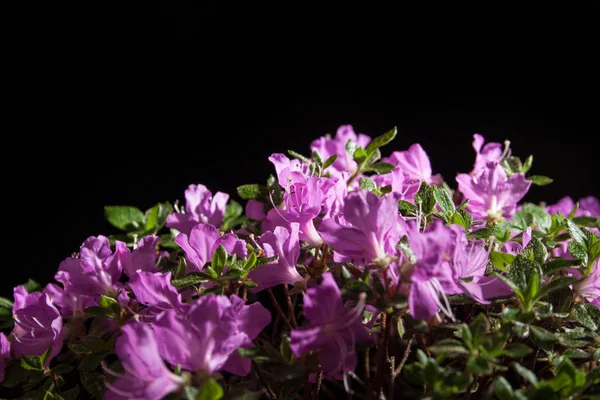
0 125 598 399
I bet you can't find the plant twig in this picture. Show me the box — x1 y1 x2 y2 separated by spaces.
393 334 415 377
252 360 277 400
364 348 371 380
416 334 431 357
315 370 324 399
267 288 293 330
370 313 390 399
282 284 298 328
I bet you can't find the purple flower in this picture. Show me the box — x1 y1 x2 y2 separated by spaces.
290 273 372 378
501 227 533 255
318 190 406 264
456 161 531 222
175 223 247 273
152 294 270 376
1 333 10 383
248 223 304 291
571 258 600 304
372 168 420 202
11 286 63 367
55 235 126 298
264 176 334 247
471 134 503 175
104 322 184 400
128 271 189 320
44 283 95 319
245 199 266 221
123 235 161 277
269 153 312 187
166 184 229 235
546 196 600 218
310 125 371 178
405 222 461 321
450 227 513 303
385 144 442 185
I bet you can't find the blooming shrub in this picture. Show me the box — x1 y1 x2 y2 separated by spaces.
0 126 599 399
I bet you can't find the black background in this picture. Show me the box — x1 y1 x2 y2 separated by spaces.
2 4 599 296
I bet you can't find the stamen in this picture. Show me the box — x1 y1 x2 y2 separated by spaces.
269 192 290 224
32 317 45 328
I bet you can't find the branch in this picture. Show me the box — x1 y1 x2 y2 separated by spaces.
267 288 293 330
283 284 298 328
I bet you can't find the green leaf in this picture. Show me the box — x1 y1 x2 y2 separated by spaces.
493 376 514 400
572 216 600 228
453 209 473 230
243 280 258 288
58 385 81 400
287 150 311 163
522 204 552 233
212 245 227 277
359 177 377 192
311 150 323 165
433 187 455 216
414 182 435 214
469 227 493 239
23 278 42 293
68 336 106 354
566 219 587 248
508 256 542 294
529 325 559 352
522 155 533 173
527 175 553 186
571 303 600 331
366 162 396 175
502 343 533 358
236 184 268 201
567 241 588 263
99 295 120 315
21 348 50 371
365 126 397 156
396 236 417 264
512 362 539 387
79 353 106 372
398 200 417 216
220 200 244 230
492 273 524 302
254 255 279 268
51 364 75 375
80 372 106 399
428 345 469 355
543 258 581 274
171 272 212 289
144 202 173 232
345 140 360 157
563 348 590 359
322 154 338 170
0 296 14 308
537 277 579 299
490 251 516 271
104 206 145 231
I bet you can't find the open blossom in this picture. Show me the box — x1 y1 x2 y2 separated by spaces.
456 161 531 222
501 227 533 255
570 258 600 304
264 176 335 247
471 134 503 175
166 184 229 235
152 294 270 376
123 235 161 277
175 223 247 273
385 143 442 185
44 283 95 319
451 227 513 303
104 322 185 400
1 333 10 383
405 222 460 321
55 235 126 298
248 223 304 291
128 271 189 320
371 168 420 202
310 125 371 178
546 196 600 218
290 273 372 378
11 286 63 367
318 190 407 264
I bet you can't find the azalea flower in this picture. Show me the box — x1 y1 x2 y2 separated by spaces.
104 322 185 400
456 161 530 222
310 125 371 179
248 223 304 291
0 333 10 382
166 184 229 235
290 273 372 378
11 286 63 367
318 190 406 264
385 143 442 185
128 271 190 320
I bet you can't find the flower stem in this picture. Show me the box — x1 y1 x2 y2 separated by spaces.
283 284 298 328
267 288 293 330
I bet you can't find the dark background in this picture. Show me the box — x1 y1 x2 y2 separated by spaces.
4 89 598 296
2 4 598 296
